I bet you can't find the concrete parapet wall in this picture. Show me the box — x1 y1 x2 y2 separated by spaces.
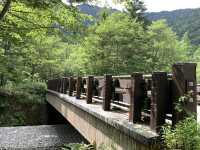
47 90 160 150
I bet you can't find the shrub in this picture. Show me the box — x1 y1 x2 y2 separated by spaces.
14 81 47 104
62 143 95 150
0 81 47 126
62 143 117 150
162 116 200 150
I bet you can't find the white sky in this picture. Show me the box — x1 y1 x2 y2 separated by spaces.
92 0 200 12
62 0 200 12
144 0 200 12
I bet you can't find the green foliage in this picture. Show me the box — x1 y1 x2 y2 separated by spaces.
98 144 116 150
174 90 195 114
62 143 95 150
67 13 191 75
194 47 200 80
0 0 90 85
1 0 197 81
62 143 117 150
68 12 150 75
0 81 47 126
125 0 148 25
1 81 47 104
162 116 200 150
147 19 181 71
12 112 26 125
1 0 199 129
15 81 47 104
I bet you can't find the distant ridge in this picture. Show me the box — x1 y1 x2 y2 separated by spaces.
144 8 200 45
77 4 200 45
78 4 118 17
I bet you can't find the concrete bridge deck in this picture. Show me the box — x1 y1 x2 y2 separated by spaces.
47 90 160 150
0 125 87 150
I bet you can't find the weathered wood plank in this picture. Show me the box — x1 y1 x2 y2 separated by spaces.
76 77 82 99
103 75 112 111
86 76 94 104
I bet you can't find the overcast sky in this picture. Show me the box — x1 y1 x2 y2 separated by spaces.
62 0 200 12
144 0 200 12
92 0 200 12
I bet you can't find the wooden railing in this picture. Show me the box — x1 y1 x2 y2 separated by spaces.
47 63 197 132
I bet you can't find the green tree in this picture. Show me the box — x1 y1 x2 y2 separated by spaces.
0 1 89 84
68 12 150 75
125 0 148 25
178 32 195 61
147 19 181 71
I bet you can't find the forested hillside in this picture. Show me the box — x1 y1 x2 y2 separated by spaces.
0 0 200 122
78 4 200 45
1 1 200 149
145 8 200 45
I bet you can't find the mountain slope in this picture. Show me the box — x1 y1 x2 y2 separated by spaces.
78 4 200 45
145 8 200 45
78 4 117 17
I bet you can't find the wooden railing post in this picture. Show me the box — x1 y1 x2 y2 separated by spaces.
129 73 143 123
86 76 94 104
76 77 82 99
150 72 168 131
69 77 74 96
103 75 112 111
172 63 197 125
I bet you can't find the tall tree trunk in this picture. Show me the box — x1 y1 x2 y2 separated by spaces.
0 0 11 21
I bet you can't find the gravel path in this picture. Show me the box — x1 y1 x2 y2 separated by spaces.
1 106 200 150
0 124 87 150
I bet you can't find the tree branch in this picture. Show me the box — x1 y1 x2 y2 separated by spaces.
0 0 11 21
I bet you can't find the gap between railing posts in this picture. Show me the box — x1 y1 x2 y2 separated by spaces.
129 73 144 123
150 72 168 132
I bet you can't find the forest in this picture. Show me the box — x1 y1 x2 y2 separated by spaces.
0 0 200 126
1 0 200 149
1 0 200 83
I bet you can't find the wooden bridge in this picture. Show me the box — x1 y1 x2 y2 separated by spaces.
46 63 197 150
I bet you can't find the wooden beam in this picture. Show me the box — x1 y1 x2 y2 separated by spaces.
103 75 112 111
86 76 94 104
76 77 82 99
